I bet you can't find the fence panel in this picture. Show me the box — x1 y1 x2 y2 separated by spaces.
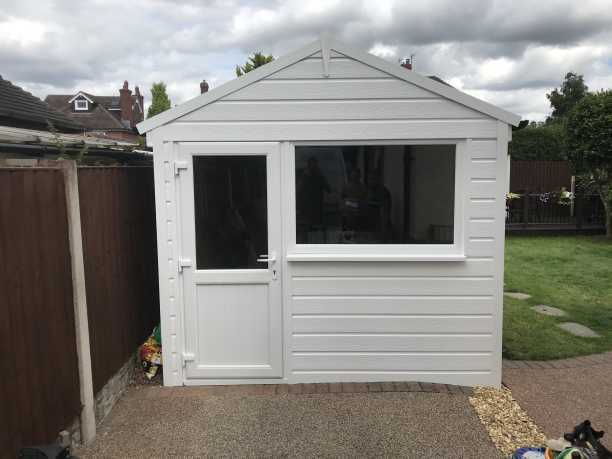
0 168 81 459
78 167 159 393
510 160 572 192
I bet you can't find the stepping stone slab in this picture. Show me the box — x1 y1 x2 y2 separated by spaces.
531 305 567 317
504 292 532 300
557 322 600 338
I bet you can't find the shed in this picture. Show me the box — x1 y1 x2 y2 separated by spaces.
138 37 520 388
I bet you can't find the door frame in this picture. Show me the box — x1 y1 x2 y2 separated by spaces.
176 141 285 384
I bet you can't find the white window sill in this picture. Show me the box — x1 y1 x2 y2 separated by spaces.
285 253 466 262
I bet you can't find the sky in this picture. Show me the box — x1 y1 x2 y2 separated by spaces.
2 0 612 122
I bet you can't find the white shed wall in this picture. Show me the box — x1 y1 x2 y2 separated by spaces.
150 51 509 388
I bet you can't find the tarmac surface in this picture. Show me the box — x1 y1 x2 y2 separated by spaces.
76 385 501 458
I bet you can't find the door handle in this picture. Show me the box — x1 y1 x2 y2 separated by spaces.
256 253 277 264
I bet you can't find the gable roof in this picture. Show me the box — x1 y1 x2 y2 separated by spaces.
46 93 129 131
0 76 83 132
137 38 520 134
68 91 94 103
46 93 123 111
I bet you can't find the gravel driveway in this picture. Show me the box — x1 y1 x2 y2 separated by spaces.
76 384 501 458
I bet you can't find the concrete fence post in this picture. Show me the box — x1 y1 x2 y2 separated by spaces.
61 160 96 444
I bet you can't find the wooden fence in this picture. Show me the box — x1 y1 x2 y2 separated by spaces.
79 167 159 393
510 160 572 193
507 160 605 232
0 164 159 458
0 168 81 457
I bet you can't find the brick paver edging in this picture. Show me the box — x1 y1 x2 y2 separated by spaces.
137 381 473 399
503 351 612 370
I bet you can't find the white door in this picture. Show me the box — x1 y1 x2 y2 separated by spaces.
178 143 283 380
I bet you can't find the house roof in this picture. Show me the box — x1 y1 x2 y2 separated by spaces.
46 94 128 131
138 37 520 134
0 76 83 132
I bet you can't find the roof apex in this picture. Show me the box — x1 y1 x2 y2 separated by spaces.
68 91 94 103
137 36 520 134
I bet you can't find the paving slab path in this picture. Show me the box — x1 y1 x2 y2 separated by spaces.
504 291 532 300
531 305 567 317
503 352 612 441
76 383 502 458
557 322 601 338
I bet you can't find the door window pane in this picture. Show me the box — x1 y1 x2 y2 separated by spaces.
295 145 455 244
194 156 267 269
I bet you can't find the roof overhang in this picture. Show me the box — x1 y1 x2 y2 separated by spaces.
137 37 520 134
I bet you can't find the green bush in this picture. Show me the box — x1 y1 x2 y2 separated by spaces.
509 123 566 160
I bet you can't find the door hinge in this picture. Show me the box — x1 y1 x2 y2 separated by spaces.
174 161 188 176
182 352 195 368
178 257 192 273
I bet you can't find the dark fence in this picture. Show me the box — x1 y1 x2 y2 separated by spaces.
507 193 605 230
0 169 81 459
507 160 606 232
78 167 159 393
510 160 572 193
0 164 159 458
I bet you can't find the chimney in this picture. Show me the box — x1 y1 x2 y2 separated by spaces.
200 80 209 94
400 57 412 70
119 80 133 127
134 85 144 123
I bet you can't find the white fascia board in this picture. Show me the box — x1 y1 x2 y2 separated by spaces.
137 40 322 134
328 39 521 127
68 92 94 104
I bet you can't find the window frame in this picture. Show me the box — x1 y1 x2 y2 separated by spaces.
283 140 467 261
74 99 88 111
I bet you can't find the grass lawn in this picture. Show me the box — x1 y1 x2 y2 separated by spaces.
503 235 612 360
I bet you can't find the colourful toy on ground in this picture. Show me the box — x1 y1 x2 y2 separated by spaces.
139 325 162 379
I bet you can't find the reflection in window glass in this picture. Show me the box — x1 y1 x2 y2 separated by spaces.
193 156 268 269
295 145 455 244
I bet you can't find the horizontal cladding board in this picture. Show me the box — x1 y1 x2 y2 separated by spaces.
292 334 494 352
470 140 497 158
466 238 496 257
291 277 495 296
468 220 497 238
468 180 497 198
179 99 484 122
468 199 498 219
470 160 498 178
269 57 390 79
224 79 436 100
292 296 494 315
293 316 493 334
290 259 494 277
291 353 492 371
161 119 498 141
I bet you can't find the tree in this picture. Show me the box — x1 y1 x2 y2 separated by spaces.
565 90 612 238
147 82 171 118
236 52 274 77
546 72 588 122
509 123 566 160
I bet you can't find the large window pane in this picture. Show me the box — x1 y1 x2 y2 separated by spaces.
295 145 455 244
194 156 268 269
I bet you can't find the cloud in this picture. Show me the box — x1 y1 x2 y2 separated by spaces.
1 0 611 121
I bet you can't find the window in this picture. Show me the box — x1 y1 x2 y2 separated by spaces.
295 144 456 245
193 156 268 269
74 99 88 111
